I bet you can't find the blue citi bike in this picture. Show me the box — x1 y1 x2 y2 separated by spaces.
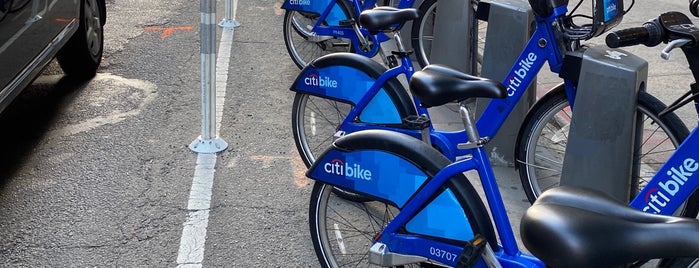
281 0 418 69
281 0 484 69
303 9 699 267
289 1 689 203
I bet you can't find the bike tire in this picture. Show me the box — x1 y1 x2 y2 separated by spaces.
518 88 699 268
516 88 690 205
308 135 495 267
410 0 485 72
292 93 370 202
283 6 354 69
660 257 699 268
290 53 417 202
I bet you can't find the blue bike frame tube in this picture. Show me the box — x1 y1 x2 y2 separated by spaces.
395 0 415 8
630 128 699 214
334 61 470 159
340 65 411 126
378 153 479 236
471 147 520 256
385 233 542 267
356 0 395 43
377 147 542 267
475 11 566 138
310 0 383 57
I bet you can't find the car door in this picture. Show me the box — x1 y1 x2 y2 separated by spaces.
0 0 78 93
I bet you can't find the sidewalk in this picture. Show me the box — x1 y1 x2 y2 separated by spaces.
215 0 697 265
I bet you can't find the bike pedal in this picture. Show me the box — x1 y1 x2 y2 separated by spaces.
456 235 487 268
386 55 398 68
402 115 430 130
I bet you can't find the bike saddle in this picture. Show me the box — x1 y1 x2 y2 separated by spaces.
659 11 699 43
521 186 699 268
358 7 418 34
409 64 506 108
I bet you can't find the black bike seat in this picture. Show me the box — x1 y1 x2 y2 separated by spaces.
409 64 506 108
358 7 418 33
521 186 699 268
660 11 699 43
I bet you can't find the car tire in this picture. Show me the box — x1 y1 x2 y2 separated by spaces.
57 0 105 80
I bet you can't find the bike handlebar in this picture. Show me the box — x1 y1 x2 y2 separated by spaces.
605 20 663 48
606 11 699 49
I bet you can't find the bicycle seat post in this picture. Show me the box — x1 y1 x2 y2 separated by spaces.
349 20 371 52
392 31 407 54
458 99 485 149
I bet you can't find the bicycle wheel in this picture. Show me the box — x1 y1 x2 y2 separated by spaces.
309 180 489 267
292 93 372 201
308 128 499 267
516 88 690 204
283 9 353 69
292 93 352 167
411 0 485 72
309 182 424 267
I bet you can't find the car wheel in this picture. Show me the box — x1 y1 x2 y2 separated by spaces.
57 0 105 79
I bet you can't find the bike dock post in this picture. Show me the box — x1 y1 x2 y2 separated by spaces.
428 0 535 166
560 47 648 202
478 0 536 166
429 0 475 73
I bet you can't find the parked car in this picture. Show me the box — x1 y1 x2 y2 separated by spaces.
0 0 106 113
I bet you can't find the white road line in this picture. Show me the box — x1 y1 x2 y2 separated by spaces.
176 2 238 267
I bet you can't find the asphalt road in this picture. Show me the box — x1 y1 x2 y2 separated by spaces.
0 0 312 266
0 0 695 267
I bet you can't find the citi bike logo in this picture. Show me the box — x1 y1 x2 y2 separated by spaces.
643 157 699 213
324 159 372 181
288 0 311 5
505 52 537 96
304 72 338 88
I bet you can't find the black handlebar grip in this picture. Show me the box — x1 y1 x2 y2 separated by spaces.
606 27 650 48
606 20 663 48
692 0 699 17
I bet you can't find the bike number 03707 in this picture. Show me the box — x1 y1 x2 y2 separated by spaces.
429 247 458 261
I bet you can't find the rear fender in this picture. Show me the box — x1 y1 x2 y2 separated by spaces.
282 0 348 26
290 53 416 125
307 130 496 243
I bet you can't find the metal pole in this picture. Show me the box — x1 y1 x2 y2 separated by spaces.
190 0 228 153
219 0 241 28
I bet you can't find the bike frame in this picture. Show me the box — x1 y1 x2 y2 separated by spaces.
303 3 699 267
630 126 699 214
627 39 699 214
282 0 416 57
305 4 573 267
321 5 571 161
381 123 699 267
377 145 544 267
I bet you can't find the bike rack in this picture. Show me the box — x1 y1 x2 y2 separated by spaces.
478 0 536 166
429 0 536 165
429 0 476 73
560 46 647 202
